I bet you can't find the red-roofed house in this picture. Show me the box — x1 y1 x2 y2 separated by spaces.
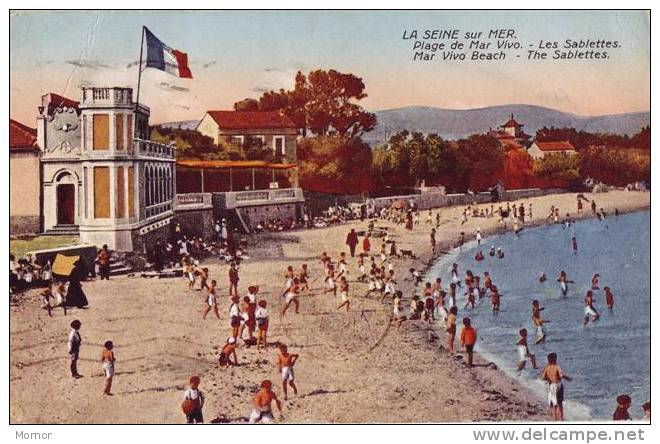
527 140 578 160
196 110 298 161
10 118 41 234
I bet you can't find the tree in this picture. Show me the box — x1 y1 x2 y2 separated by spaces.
150 126 217 159
234 98 259 111
496 148 535 190
253 69 376 138
453 134 505 192
580 146 650 186
630 126 650 150
297 136 373 194
532 152 582 189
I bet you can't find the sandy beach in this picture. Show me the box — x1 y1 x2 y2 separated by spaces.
9 189 650 424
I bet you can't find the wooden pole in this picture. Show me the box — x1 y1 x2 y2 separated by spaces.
200 169 205 193
135 26 146 114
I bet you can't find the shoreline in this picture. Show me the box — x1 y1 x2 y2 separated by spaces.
9 190 650 423
415 202 650 422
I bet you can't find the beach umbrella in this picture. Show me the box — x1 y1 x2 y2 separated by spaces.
52 254 79 277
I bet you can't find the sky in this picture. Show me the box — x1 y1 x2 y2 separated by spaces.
10 10 650 125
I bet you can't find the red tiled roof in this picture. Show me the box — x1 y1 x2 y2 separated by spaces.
205 111 297 130
533 141 577 152
9 118 38 150
177 159 297 170
502 118 522 128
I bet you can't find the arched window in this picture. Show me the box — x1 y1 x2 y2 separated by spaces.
166 166 172 200
145 166 152 206
157 167 163 204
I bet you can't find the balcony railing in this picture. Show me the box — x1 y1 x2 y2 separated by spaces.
223 188 304 209
81 87 134 107
134 139 176 159
174 193 213 210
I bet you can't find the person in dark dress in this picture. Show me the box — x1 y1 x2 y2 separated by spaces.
345 229 358 257
65 261 89 308
153 240 164 272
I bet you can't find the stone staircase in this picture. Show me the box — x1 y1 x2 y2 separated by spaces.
108 257 133 276
43 224 80 236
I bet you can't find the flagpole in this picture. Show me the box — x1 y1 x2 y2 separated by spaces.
135 26 145 115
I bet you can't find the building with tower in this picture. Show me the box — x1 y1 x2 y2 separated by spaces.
37 87 175 252
487 114 532 149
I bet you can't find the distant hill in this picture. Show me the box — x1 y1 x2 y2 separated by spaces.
364 105 650 145
156 120 199 131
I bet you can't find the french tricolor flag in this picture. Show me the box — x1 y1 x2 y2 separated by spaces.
144 27 193 79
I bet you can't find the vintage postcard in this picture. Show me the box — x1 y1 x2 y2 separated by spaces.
8 8 651 430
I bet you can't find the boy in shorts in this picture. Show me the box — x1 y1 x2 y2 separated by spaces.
277 344 299 400
336 276 350 311
460 317 477 367
249 380 283 423
202 280 220 320
541 352 571 421
516 328 537 371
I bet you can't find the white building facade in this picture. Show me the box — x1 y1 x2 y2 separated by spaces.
38 87 175 251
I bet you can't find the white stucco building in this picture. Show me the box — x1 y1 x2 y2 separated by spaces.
37 87 176 251
527 140 578 160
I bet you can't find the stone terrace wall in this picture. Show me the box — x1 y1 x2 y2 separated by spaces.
369 188 567 211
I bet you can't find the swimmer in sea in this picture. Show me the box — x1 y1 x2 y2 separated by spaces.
516 328 537 371
583 290 600 326
591 274 600 290
539 272 547 283
604 286 615 312
532 300 550 343
557 271 574 297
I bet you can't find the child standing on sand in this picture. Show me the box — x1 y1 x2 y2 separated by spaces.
182 376 205 424
460 317 477 367
101 340 115 395
446 306 458 353
282 277 301 316
392 291 406 331
336 276 350 311
256 300 269 350
202 280 220 320
228 262 240 297
541 353 571 421
68 320 82 378
516 328 537 371
298 264 309 295
277 344 299 400
229 295 241 341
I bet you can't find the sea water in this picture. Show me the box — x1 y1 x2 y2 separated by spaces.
425 210 650 421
